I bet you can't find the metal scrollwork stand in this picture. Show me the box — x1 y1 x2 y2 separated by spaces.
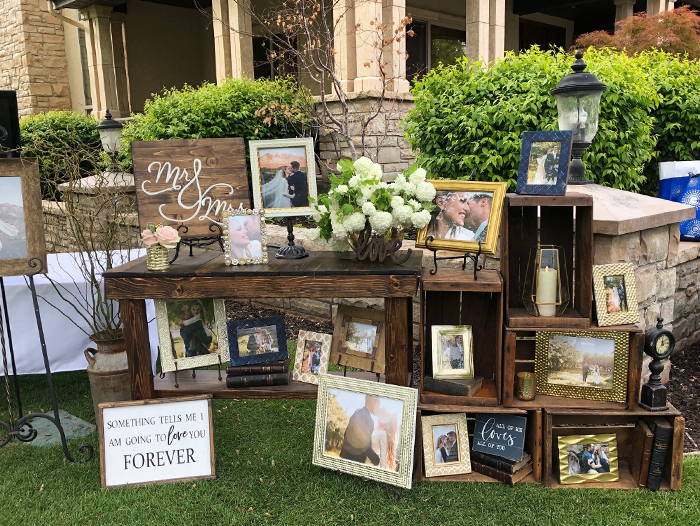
169 223 225 264
0 258 94 462
425 237 483 280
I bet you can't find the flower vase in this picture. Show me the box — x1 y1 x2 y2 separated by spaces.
347 221 410 264
146 245 170 271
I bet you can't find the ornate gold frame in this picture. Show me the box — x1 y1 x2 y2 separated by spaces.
558 433 619 484
430 325 474 379
292 330 331 385
593 263 639 327
223 208 268 266
421 413 471 478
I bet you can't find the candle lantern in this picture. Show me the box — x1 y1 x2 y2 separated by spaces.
522 245 569 317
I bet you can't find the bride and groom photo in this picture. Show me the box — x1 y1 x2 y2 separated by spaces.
526 141 561 186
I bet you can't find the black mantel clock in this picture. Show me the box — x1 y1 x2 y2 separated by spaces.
640 317 675 411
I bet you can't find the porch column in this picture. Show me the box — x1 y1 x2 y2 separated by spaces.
614 0 635 23
489 0 505 63
382 0 410 94
333 0 356 93
647 0 675 16
228 0 254 78
212 0 233 82
354 0 384 92
466 0 490 63
110 12 131 115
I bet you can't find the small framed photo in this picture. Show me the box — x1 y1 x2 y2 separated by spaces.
415 180 506 255
558 434 619 484
535 331 629 403
249 137 318 218
431 325 473 380
227 315 288 367
593 263 639 327
292 330 331 385
330 305 386 374
421 413 471 478
516 130 573 196
155 299 229 373
223 208 268 265
313 374 418 489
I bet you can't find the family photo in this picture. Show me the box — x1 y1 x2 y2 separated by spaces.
324 388 404 472
547 335 615 389
344 320 379 355
300 339 323 375
0 176 27 260
165 299 220 359
425 190 493 243
258 146 310 209
227 214 263 259
526 141 561 185
433 424 459 464
603 274 629 314
566 442 612 475
236 325 280 356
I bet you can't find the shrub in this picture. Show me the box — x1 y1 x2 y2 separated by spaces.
404 47 659 192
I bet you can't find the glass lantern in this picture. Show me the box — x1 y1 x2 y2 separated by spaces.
521 245 570 317
96 109 123 170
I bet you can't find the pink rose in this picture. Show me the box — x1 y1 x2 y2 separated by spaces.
154 225 181 248
141 228 158 247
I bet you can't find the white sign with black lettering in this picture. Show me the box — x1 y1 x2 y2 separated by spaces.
99 396 215 488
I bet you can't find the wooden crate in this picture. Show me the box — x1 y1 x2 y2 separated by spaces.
420 269 503 407
414 407 542 483
502 325 643 410
543 406 684 490
501 193 593 329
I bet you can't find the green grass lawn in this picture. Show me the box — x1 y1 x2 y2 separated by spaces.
1 371 699 526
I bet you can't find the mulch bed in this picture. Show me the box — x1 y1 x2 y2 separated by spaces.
667 345 700 452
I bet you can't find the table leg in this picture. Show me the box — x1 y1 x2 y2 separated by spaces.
121 298 154 400
385 297 410 387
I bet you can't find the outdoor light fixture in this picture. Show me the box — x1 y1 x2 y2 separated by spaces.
551 51 607 185
96 109 123 171
522 245 569 317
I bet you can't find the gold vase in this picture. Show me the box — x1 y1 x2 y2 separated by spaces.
146 244 169 271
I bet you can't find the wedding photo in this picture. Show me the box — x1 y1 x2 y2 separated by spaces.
0 176 27 260
526 141 561 186
293 331 331 385
227 214 263 259
431 325 473 379
300 339 323 375
566 442 612 475
236 324 279 356
603 274 629 314
164 299 220 359
432 424 459 464
345 320 378 355
547 335 615 389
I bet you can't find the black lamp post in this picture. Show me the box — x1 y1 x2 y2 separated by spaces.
96 109 123 172
551 51 607 185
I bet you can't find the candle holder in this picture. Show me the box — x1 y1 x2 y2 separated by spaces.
516 372 536 401
522 245 570 317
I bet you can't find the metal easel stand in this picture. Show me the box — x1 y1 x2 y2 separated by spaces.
275 217 309 259
169 223 224 265
0 258 93 462
167 354 223 389
425 237 482 280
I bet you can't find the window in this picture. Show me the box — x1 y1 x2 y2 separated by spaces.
405 21 466 84
253 35 298 81
430 25 466 68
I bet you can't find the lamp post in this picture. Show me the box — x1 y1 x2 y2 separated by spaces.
96 109 123 172
551 51 607 185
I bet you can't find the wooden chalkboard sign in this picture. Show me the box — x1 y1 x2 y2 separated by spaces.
99 395 215 488
132 138 250 237
472 413 527 461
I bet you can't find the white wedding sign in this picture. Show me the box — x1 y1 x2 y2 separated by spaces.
99 396 215 488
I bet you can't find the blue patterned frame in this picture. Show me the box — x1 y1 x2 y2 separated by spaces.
227 315 289 366
516 130 573 196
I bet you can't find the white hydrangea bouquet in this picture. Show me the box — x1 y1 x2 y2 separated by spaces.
307 157 436 252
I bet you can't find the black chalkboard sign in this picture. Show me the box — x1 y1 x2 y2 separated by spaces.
472 413 527 461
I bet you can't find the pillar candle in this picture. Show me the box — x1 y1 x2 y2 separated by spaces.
537 265 558 317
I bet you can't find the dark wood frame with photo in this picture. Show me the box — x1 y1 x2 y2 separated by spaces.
227 315 288 367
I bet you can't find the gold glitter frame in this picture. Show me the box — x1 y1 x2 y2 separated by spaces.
593 263 639 327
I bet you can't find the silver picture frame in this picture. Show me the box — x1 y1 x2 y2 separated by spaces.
223 208 268 266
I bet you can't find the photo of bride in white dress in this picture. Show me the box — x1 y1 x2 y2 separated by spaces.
0 176 26 260
262 165 294 209
526 141 560 186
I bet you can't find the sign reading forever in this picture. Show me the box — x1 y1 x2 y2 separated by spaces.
132 138 249 237
99 395 215 488
472 413 527 461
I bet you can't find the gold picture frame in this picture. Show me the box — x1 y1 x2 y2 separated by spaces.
330 305 386 374
155 298 230 372
415 180 506 255
223 208 268 266
421 413 471 478
292 330 331 385
313 374 418 489
535 331 629 403
593 263 639 327
430 325 474 379
558 433 619 484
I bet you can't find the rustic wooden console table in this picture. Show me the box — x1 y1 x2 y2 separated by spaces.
103 249 422 401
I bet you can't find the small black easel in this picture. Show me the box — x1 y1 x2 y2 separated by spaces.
169 222 225 264
425 237 483 280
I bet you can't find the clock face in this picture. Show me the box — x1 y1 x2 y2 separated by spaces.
652 332 674 359
657 334 671 354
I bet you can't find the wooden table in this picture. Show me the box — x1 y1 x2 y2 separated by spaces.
103 249 423 400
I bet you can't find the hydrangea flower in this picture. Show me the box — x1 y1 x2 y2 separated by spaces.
411 209 432 229
354 157 374 175
415 181 436 202
391 196 404 209
369 211 393 234
362 202 377 215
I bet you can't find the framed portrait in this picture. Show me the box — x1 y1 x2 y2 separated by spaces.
415 180 506 255
516 130 573 196
421 413 471 478
593 263 639 327
227 315 288 367
0 158 46 276
223 208 268 266
155 298 229 373
292 330 331 385
330 305 386 374
313 374 418 489
535 331 629 403
431 325 473 380
558 434 619 484
249 137 317 218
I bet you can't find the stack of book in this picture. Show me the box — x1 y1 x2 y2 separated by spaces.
226 359 291 388
471 451 533 486
423 376 483 397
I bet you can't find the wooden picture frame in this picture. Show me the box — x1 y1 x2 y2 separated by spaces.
558 433 619 484
249 137 317 218
155 298 229 373
593 263 639 327
421 413 471 478
227 315 289 367
292 330 331 385
516 130 573 196
330 305 386 374
0 158 46 276
415 180 506 255
223 208 268 266
430 325 474 379
535 331 629 403
313 374 417 489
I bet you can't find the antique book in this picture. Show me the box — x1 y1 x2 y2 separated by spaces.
471 460 533 486
645 416 673 491
471 451 531 474
226 359 289 377
226 370 290 388
630 420 654 488
423 376 483 397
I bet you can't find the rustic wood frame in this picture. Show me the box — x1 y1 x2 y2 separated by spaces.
557 433 619 484
330 304 386 374
430 325 474 380
421 413 471 478
223 208 268 266
292 330 331 385
593 263 639 327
